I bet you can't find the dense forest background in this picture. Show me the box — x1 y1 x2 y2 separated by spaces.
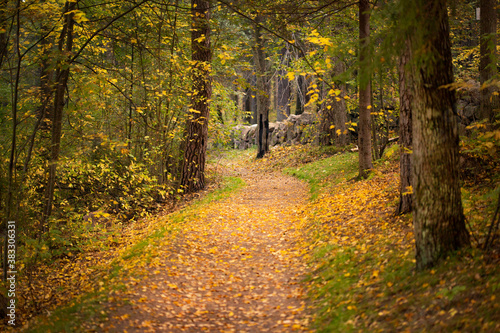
0 0 499 329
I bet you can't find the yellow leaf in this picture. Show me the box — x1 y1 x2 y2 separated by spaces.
403 186 413 195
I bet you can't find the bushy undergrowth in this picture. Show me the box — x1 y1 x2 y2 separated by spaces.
11 147 180 274
282 143 500 332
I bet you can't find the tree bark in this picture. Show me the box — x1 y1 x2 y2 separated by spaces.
479 0 498 122
180 0 211 192
319 59 347 146
276 46 290 121
3 0 21 281
358 0 373 178
395 40 413 215
407 0 470 269
295 75 306 115
41 0 76 233
254 15 270 158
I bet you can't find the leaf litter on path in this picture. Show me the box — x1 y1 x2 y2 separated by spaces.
103 170 313 332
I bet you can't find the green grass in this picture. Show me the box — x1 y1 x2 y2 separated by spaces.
284 152 358 199
25 292 108 333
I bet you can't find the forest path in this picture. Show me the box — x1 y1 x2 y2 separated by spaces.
102 168 312 332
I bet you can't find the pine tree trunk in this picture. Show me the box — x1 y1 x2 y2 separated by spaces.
358 0 373 177
408 0 470 269
254 16 270 158
180 0 211 192
41 1 76 232
319 59 347 146
295 75 306 115
276 46 290 122
479 0 498 122
396 40 413 215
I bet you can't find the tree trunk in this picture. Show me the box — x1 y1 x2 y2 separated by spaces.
254 15 270 158
3 0 21 281
38 5 54 137
358 0 373 178
295 75 306 115
479 0 498 122
408 0 470 269
333 67 348 146
320 59 347 146
276 46 290 121
180 0 211 192
41 0 76 233
395 40 413 215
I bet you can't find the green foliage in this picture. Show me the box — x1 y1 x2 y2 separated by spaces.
209 82 241 149
461 121 500 158
56 156 165 219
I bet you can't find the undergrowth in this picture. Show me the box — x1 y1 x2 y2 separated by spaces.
267 143 500 332
2 176 245 332
9 142 500 332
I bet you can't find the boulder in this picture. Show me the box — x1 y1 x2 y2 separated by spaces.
232 112 316 149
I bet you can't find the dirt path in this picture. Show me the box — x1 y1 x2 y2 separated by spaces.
102 170 311 332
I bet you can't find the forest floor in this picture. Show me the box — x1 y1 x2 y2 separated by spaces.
5 144 500 332
101 166 312 332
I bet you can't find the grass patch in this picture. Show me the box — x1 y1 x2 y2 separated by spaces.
288 148 500 332
23 292 108 333
284 151 358 199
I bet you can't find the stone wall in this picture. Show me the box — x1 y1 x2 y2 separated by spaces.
233 112 316 149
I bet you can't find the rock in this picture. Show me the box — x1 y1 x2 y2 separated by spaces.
232 112 316 149
456 80 480 125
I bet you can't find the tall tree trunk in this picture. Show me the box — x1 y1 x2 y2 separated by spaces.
41 0 76 233
180 0 211 192
333 66 348 147
395 40 413 215
3 0 21 282
319 59 347 146
479 0 498 122
38 0 54 137
255 15 270 158
407 0 470 269
243 72 257 124
377 72 389 157
358 0 373 178
295 75 306 115
276 46 290 121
